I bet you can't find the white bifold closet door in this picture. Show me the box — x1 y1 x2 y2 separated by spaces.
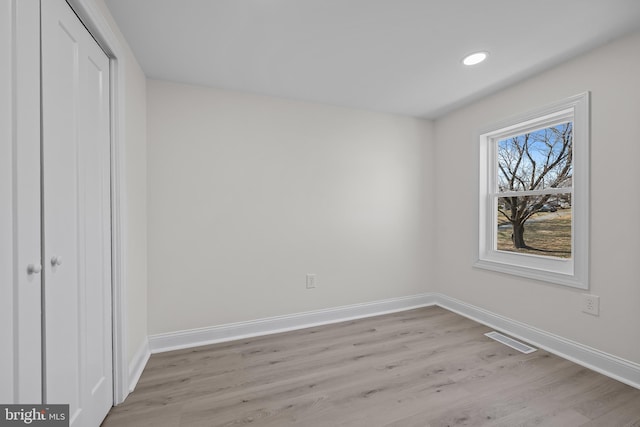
41 0 113 426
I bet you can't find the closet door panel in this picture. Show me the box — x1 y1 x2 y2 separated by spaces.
41 0 112 425
4 0 43 404
41 1 81 417
78 33 113 423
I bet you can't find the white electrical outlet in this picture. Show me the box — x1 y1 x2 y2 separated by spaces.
582 294 600 316
306 274 316 289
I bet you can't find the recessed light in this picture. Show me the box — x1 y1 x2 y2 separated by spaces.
462 51 488 66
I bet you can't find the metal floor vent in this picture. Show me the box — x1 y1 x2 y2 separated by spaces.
484 331 537 354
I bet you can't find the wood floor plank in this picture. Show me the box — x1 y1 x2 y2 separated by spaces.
102 307 640 426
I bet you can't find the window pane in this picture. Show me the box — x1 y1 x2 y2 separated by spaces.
497 122 573 192
497 194 572 259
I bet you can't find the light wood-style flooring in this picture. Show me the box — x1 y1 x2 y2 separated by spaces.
102 307 640 426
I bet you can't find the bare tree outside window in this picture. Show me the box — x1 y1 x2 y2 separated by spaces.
496 122 573 258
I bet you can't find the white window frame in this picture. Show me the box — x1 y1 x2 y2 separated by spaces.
474 92 590 289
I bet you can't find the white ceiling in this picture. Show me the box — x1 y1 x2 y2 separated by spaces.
104 0 640 118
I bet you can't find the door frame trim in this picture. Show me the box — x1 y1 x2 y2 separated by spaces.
65 0 128 405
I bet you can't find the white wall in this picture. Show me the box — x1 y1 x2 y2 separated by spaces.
435 31 640 363
122 41 148 364
94 0 149 366
147 80 435 335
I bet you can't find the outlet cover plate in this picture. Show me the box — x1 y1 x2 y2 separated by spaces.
582 294 600 316
306 274 316 289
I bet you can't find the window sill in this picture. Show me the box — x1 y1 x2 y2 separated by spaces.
473 258 587 289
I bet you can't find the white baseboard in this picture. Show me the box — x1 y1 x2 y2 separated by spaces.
142 292 640 392
434 293 640 390
128 338 150 393
148 293 437 353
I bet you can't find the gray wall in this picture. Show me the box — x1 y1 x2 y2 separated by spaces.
434 31 640 363
146 80 436 335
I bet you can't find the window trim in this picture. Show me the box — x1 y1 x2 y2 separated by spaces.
474 92 590 289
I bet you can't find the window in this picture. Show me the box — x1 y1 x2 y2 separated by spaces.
475 93 590 289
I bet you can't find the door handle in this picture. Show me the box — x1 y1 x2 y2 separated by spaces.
51 256 63 266
27 264 42 274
